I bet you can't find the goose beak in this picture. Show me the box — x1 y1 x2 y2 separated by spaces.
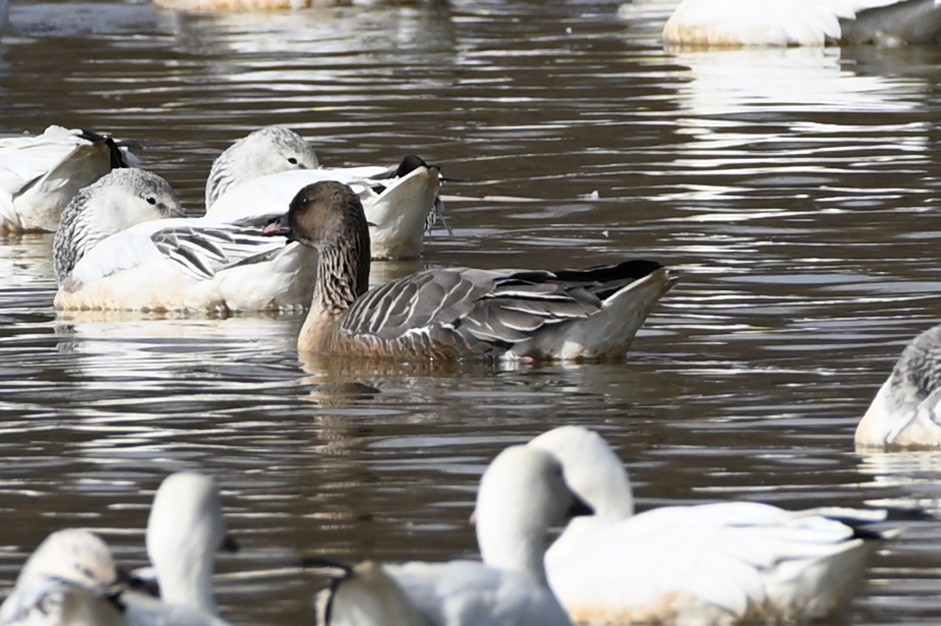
263 214 291 238
567 494 594 519
220 533 240 553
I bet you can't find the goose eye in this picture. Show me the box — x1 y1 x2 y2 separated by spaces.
146 197 157 205
287 157 299 165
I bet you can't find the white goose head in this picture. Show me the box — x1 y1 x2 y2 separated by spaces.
529 426 634 520
473 445 592 586
205 125 320 210
146 472 234 614
53 168 183 284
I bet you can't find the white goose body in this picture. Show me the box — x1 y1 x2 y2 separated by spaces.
52 168 319 313
856 324 941 449
316 445 580 626
123 473 235 626
206 126 443 260
0 529 128 626
529 426 893 625
662 0 941 47
0 125 136 233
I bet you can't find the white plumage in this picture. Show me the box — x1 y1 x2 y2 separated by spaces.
856 323 941 449
529 426 894 625
315 445 581 626
662 0 941 47
205 126 444 260
0 125 137 233
0 529 128 626
122 473 234 626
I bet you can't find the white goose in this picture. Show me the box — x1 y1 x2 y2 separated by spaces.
52 168 321 313
0 529 129 626
662 0 941 47
856 323 941 449
122 472 236 626
205 126 444 260
529 426 895 625
0 125 138 233
314 445 586 626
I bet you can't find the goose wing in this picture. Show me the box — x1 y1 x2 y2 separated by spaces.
65 215 286 288
551 501 878 621
340 261 665 351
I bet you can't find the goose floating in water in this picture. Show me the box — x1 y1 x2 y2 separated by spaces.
0 529 129 626
122 472 237 626
313 444 586 626
856 323 941 449
0 125 137 234
528 425 896 625
263 181 678 361
52 166 438 313
206 126 445 260
662 0 941 47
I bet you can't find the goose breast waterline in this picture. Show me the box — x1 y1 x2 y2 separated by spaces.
529 425 895 625
856 323 941 449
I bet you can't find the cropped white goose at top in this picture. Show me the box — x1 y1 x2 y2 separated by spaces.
662 0 941 47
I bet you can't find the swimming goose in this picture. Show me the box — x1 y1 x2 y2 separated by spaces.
123 472 236 626
528 426 895 625
52 168 317 313
856 323 941 449
263 181 678 361
0 529 129 626
662 0 941 47
206 126 444 260
314 444 586 626
0 125 138 233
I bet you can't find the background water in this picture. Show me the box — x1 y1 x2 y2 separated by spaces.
2 1 941 624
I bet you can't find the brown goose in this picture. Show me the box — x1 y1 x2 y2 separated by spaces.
263 181 679 362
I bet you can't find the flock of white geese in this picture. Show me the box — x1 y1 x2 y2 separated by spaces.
0 115 938 624
5 0 941 623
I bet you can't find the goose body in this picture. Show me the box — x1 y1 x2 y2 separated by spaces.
662 0 941 47
315 445 582 626
0 126 137 233
123 473 235 626
264 181 677 361
529 426 894 625
206 126 443 260
0 529 128 626
52 168 315 313
856 324 941 449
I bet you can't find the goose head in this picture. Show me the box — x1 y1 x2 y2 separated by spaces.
53 168 183 283
13 529 119 593
205 125 319 209
529 426 634 520
473 445 593 586
264 181 370 253
145 472 235 613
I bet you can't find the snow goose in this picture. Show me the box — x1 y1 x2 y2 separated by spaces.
122 472 236 626
52 168 314 313
0 125 138 233
206 126 444 260
856 323 941 449
263 181 679 361
529 426 895 625
662 0 941 47
313 444 587 626
0 529 129 626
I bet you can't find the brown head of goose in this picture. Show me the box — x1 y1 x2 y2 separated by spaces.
264 181 679 362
